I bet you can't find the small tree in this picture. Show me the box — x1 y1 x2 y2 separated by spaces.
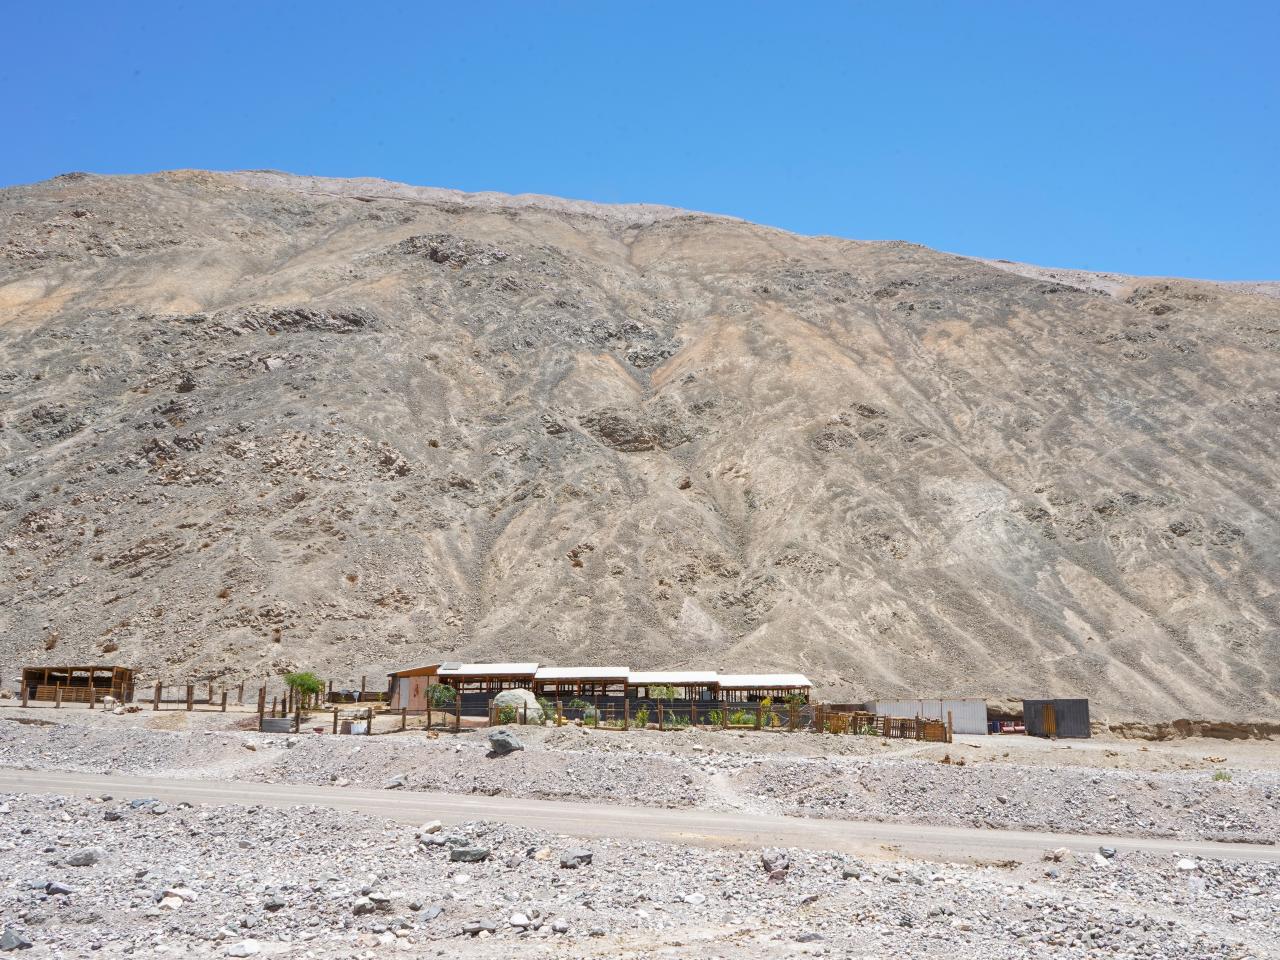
284 671 324 709
429 683 456 707
649 684 678 702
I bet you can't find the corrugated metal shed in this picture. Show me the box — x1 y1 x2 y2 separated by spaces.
1023 698 1091 738
866 698 989 735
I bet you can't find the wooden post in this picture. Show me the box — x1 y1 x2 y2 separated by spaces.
427 698 432 730
556 700 563 726
55 685 62 709
221 690 228 712
454 691 461 733
206 681 213 704
88 682 95 710
401 706 407 731
293 697 301 733
21 682 28 708
947 710 954 744
623 698 630 731
270 695 277 718
657 701 664 732
488 700 497 727
332 706 339 734
521 703 527 726
690 701 697 727
185 685 193 711
366 706 374 736
237 682 245 706
327 678 334 700
360 675 367 697
721 699 728 730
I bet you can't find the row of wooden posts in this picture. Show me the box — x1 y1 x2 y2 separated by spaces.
487 700 954 742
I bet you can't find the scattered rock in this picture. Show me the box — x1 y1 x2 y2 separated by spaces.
560 848 593 869
66 846 104 867
486 730 524 755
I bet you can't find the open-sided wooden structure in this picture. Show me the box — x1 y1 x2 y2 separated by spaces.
533 666 628 699
626 670 718 701
21 665 135 704
715 673 812 703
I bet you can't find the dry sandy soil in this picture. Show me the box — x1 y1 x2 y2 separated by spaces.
1 170 1279 721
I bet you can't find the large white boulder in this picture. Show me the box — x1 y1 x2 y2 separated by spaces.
492 688 542 723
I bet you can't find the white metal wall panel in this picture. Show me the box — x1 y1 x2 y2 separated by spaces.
866 698 988 734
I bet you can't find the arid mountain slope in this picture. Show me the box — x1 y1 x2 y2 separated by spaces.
1 170 1277 720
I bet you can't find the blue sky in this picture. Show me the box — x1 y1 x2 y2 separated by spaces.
6 2 1278 279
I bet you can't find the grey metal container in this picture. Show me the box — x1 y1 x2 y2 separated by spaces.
1023 698 1090 738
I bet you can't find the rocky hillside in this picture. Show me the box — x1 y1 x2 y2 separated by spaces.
1 170 1277 720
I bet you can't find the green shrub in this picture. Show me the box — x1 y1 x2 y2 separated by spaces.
633 706 650 726
429 683 456 707
284 671 324 698
496 704 517 724
1212 770 1233 782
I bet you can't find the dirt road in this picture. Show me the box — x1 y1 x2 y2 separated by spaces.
3 767 1275 864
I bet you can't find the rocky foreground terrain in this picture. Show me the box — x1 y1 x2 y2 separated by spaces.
3 709 1279 845
2 170 1279 720
2 709 1278 956
1 792 1277 959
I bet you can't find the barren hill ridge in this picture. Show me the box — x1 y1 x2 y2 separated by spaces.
1 169 1278 721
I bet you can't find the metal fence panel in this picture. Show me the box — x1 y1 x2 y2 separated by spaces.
865 698 988 735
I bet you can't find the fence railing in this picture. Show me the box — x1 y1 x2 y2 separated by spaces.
483 700 953 741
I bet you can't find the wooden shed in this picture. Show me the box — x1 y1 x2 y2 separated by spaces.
21 665 135 704
385 663 441 711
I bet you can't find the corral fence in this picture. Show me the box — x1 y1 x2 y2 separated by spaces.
483 699 954 742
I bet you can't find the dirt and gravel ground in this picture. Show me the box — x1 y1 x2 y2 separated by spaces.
2 706 1277 844
1 791 1276 959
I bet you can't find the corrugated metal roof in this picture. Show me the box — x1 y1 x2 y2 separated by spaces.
436 662 539 677
715 673 812 688
627 670 718 685
534 666 629 680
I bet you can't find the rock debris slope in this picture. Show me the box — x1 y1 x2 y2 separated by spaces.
1 170 1277 720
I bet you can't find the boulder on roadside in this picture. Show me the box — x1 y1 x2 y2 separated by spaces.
487 729 524 755
450 846 490 863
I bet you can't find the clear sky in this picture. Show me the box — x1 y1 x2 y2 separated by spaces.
7 1 1278 279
